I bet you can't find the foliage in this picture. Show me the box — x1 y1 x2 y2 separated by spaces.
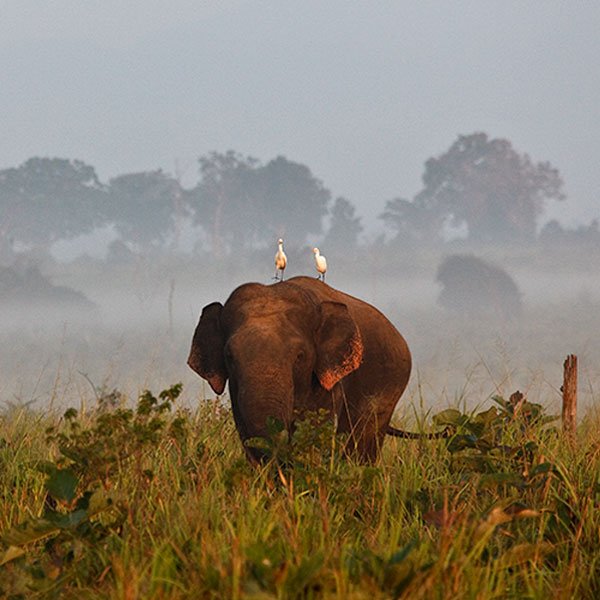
45 383 184 489
1 387 598 596
256 155 331 246
381 132 565 244
0 150 336 262
190 151 263 256
540 218 600 246
380 195 446 245
323 196 363 255
0 157 106 250
106 170 185 251
245 409 346 474
190 151 332 256
432 391 558 480
436 253 522 319
0 383 191 596
0 133 576 266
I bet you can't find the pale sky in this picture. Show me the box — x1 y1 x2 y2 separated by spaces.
2 1 599 231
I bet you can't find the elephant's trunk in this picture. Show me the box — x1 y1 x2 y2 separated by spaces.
232 369 294 446
236 391 294 464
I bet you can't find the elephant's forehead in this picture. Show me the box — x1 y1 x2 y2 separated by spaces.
222 289 313 332
225 298 304 323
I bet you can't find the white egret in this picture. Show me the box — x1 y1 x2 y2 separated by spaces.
274 238 287 281
313 247 327 281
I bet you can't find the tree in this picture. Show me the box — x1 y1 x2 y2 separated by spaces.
190 152 331 256
256 156 331 246
422 133 564 242
436 254 522 319
106 170 184 252
380 133 565 244
323 197 363 254
539 218 600 246
0 157 106 254
379 196 445 245
189 151 261 257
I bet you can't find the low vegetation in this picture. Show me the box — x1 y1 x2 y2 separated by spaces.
1 384 599 598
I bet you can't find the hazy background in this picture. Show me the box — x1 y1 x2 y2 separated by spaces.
2 2 600 422
2 1 599 228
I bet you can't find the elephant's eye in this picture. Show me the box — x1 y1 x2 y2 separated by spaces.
295 350 305 364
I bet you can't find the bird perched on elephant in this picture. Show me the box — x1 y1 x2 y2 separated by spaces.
274 238 287 281
188 276 415 463
312 247 327 281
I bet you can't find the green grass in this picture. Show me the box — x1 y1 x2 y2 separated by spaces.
1 385 600 599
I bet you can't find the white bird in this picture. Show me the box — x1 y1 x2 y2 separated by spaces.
274 238 287 281
313 247 327 281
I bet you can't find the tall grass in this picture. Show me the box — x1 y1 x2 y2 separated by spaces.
1 384 600 599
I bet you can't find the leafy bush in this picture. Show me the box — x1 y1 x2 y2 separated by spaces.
1 385 599 598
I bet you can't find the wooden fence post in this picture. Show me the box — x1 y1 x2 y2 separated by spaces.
562 354 577 441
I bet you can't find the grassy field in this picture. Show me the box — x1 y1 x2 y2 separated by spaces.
2 250 600 598
1 382 599 599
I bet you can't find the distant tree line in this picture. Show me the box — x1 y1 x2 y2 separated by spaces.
0 151 365 262
381 133 567 245
0 133 596 264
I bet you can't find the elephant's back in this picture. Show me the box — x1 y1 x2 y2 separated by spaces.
284 276 412 390
283 276 406 331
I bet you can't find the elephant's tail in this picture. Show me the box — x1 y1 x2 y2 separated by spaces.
386 425 452 439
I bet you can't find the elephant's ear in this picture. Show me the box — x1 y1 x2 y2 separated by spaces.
315 301 364 391
187 302 228 395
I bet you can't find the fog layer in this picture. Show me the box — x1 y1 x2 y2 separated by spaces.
2 243 599 423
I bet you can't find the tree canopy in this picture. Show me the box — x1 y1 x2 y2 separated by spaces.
0 134 580 264
381 133 565 243
380 196 445 245
190 151 262 257
256 155 331 246
107 170 184 251
189 152 331 255
323 197 363 254
0 157 106 251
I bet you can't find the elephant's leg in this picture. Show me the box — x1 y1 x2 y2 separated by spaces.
343 416 386 462
335 392 393 462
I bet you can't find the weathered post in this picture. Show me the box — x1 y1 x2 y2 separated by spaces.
562 354 577 442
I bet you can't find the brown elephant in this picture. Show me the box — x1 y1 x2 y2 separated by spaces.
188 276 413 462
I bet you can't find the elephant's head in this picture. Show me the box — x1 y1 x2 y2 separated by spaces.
187 282 364 457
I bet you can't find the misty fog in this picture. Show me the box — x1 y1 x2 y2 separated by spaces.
2 239 599 427
2 2 600 427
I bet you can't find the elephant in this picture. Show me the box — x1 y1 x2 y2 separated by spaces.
187 276 416 463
